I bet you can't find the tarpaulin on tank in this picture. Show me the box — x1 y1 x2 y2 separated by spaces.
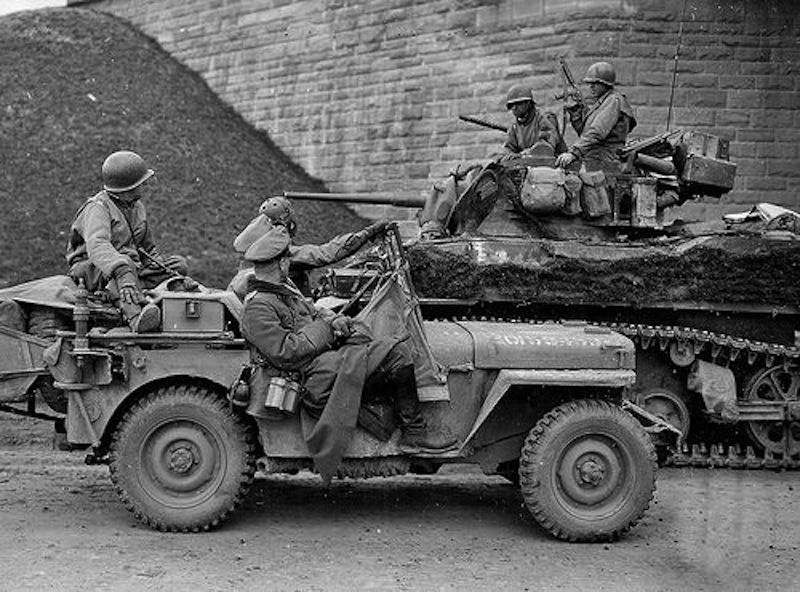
455 321 634 370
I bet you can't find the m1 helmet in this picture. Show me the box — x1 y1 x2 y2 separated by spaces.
505 84 536 109
582 62 616 86
259 196 297 234
102 150 154 193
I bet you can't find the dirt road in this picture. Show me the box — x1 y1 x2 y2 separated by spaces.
0 416 797 592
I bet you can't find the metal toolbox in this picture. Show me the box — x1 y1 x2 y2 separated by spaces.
161 293 225 333
680 153 737 193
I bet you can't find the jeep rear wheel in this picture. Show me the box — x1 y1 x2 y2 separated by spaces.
109 384 256 532
519 399 656 542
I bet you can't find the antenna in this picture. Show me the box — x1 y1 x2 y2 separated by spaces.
666 0 688 131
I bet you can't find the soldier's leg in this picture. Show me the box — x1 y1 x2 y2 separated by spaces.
107 274 161 333
365 342 457 452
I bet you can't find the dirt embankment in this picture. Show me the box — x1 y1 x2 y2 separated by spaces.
0 8 366 289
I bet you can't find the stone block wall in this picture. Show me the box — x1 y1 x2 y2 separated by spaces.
72 0 800 222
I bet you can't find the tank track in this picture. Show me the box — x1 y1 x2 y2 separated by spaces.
598 321 800 470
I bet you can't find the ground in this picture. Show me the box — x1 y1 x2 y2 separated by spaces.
0 413 796 592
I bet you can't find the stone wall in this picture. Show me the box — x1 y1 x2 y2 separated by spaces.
71 0 800 221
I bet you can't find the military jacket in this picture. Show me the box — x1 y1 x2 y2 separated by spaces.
241 278 335 372
568 89 636 164
503 110 567 156
66 190 159 277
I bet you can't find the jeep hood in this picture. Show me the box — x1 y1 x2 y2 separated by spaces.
424 320 634 371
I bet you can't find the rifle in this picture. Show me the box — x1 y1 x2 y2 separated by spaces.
458 114 507 133
555 57 583 135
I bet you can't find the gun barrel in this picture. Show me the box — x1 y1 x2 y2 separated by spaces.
458 115 507 133
284 191 425 208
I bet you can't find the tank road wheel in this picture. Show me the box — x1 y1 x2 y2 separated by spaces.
744 366 800 457
109 384 257 532
639 389 691 444
519 399 656 542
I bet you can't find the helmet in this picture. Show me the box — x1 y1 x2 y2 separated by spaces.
505 84 536 109
259 196 296 234
102 150 154 193
582 62 616 86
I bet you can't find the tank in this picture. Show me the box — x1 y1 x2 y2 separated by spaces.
287 129 800 469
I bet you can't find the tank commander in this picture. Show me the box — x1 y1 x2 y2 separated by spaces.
66 150 187 333
227 195 388 299
554 61 637 182
238 225 458 479
419 84 565 239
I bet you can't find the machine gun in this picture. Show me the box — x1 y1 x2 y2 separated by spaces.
458 114 507 133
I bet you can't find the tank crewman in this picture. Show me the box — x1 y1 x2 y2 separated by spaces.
554 61 637 180
227 196 388 299
496 84 567 160
66 150 188 332
239 225 458 481
419 84 566 239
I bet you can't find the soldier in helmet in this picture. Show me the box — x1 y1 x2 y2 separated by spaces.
239 225 458 480
227 195 388 300
66 150 187 332
555 61 637 176
419 84 565 239
499 84 567 159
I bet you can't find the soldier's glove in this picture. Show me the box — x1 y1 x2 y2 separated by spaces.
365 220 391 240
330 315 354 340
114 266 144 306
555 152 577 169
564 90 583 111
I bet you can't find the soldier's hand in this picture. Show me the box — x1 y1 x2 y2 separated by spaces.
330 315 353 339
114 267 144 305
555 152 577 168
564 90 582 111
365 220 391 240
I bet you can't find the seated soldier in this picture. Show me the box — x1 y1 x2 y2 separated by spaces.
66 150 187 332
228 196 388 299
419 84 566 239
239 225 458 464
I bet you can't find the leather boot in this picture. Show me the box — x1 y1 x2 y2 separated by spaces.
122 301 161 333
393 366 458 453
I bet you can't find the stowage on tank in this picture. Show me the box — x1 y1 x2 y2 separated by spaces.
289 124 800 470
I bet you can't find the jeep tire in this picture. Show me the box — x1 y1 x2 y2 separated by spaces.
519 399 656 542
109 384 256 532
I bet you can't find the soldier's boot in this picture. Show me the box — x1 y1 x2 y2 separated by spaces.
121 300 161 333
394 366 458 453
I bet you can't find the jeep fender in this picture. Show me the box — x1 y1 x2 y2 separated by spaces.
458 368 636 453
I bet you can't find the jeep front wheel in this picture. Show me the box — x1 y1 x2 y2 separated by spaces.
519 399 656 542
109 384 256 532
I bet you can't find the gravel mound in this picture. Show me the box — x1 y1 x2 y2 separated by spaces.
0 8 366 288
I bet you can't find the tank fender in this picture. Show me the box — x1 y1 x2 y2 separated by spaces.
458 368 635 453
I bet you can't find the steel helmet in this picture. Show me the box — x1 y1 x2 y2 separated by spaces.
259 196 296 234
582 62 616 86
505 84 536 109
102 150 154 193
